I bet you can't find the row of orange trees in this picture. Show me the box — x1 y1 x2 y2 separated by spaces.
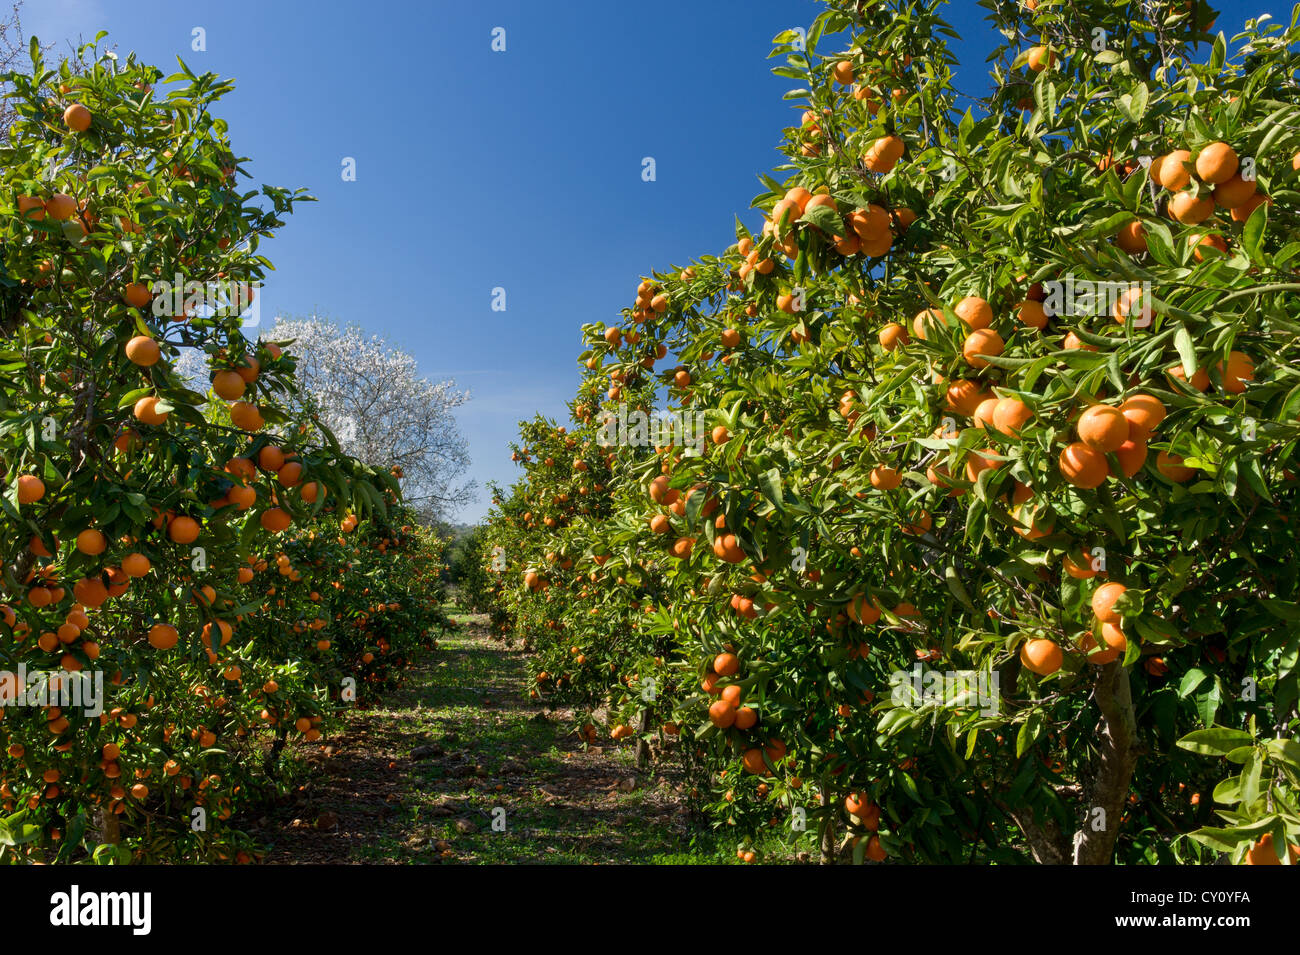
476 0 1300 863
0 38 447 862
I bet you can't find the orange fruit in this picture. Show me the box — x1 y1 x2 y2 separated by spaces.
147 624 179 650
1169 191 1214 224
121 553 151 577
1077 405 1129 452
1116 220 1147 254
954 296 993 329
992 397 1033 436
1063 550 1099 580
1026 46 1054 71
1059 442 1108 489
133 395 169 426
1212 173 1256 209
879 322 908 351
168 516 200 544
1115 438 1148 478
260 508 292 532
75 529 107 555
16 474 46 504
1119 394 1166 440
44 194 77 220
1078 632 1120 665
1158 150 1192 191
212 370 246 400
1020 638 1063 676
870 465 901 490
863 135 905 174
1216 350 1254 394
123 283 153 309
63 103 91 131
1091 582 1127 623
962 328 1004 368
1194 141 1238 185
1167 363 1210 392
229 401 264 431
125 335 161 367
1244 833 1300 865
1018 300 1049 329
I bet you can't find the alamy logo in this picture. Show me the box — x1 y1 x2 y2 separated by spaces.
889 664 1000 716
0 667 104 717
49 886 151 935
1043 276 1152 326
596 404 709 452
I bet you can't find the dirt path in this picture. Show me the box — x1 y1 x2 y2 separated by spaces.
259 613 727 864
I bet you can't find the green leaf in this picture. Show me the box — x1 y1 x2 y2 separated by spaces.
1176 726 1254 756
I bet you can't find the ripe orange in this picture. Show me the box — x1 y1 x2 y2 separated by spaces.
1194 141 1238 185
63 103 92 131
212 369 246 400
1017 300 1049 329
879 322 908 351
258 445 286 471
954 296 993 329
1078 632 1120 665
123 283 153 309
1116 220 1147 254
1212 173 1256 209
121 553 151 577
962 328 1004 368
75 529 107 555
870 465 901 490
708 699 737 728
1216 350 1254 394
1077 405 1129 452
1115 438 1148 478
1244 833 1300 865
1020 638 1063 676
1119 394 1166 440
1158 150 1192 191
148 624 178 650
16 474 46 504
168 516 201 544
260 508 292 532
912 307 947 340
1063 549 1099 580
832 60 855 84
1091 582 1127 623
992 397 1033 436
45 193 77 220
1169 191 1214 224
133 396 169 426
972 397 999 430
863 135 905 174
229 401 264 431
847 594 881 625
1026 46 1054 71
125 335 161 367
1167 363 1210 392
1059 442 1108 489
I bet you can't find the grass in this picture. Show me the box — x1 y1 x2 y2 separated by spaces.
270 610 793 864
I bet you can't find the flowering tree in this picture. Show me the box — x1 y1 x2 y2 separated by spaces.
266 316 474 524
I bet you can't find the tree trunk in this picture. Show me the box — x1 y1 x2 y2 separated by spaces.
634 707 651 771
1071 660 1140 864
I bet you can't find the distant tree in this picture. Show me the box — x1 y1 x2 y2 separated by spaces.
266 315 474 524
0 3 26 139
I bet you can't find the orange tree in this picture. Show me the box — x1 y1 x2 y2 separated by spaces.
0 37 447 862
483 0 1300 863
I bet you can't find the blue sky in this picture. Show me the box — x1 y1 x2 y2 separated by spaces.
20 0 1290 523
